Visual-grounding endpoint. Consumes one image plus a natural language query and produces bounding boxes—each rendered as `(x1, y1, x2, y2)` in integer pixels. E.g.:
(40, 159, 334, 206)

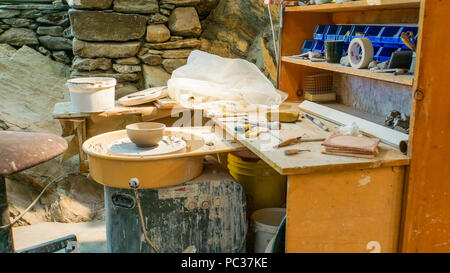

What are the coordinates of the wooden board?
(400, 0, 450, 253)
(212, 106, 409, 176)
(299, 100, 409, 147)
(282, 57, 414, 86)
(286, 166, 405, 253)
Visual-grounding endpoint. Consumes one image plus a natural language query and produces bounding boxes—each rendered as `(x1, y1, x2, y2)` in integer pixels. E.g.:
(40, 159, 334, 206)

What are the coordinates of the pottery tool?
(246, 128, 269, 138)
(274, 137, 326, 148)
(275, 136, 302, 148)
(284, 149, 311, 156)
(305, 114, 329, 132)
(234, 124, 251, 133)
(248, 120, 281, 130)
(401, 31, 416, 52)
(221, 117, 280, 130)
(206, 113, 248, 118)
(371, 68, 409, 75)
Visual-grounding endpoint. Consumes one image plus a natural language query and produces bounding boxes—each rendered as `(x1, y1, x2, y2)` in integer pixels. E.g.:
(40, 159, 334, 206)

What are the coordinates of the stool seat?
(0, 131, 68, 175)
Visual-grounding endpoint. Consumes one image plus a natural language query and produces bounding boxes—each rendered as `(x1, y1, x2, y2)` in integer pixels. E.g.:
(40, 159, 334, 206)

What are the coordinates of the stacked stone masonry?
(0, 0, 278, 97)
(0, 1, 73, 64)
(68, 0, 217, 97)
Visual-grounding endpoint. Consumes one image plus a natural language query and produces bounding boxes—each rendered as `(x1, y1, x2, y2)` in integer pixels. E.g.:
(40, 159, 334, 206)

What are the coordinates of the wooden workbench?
(53, 101, 193, 172)
(213, 103, 410, 253)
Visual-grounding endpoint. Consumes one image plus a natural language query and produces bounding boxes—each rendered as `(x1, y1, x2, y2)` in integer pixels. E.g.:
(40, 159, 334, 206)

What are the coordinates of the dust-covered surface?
(0, 45, 104, 225)
(13, 220, 107, 253)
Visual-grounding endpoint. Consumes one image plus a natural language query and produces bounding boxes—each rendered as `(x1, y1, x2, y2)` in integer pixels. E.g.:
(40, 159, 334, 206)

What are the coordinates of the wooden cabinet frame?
(277, 0, 450, 252)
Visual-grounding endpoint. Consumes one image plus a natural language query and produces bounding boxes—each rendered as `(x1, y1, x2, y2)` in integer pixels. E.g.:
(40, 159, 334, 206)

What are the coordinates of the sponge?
(266, 110, 300, 123)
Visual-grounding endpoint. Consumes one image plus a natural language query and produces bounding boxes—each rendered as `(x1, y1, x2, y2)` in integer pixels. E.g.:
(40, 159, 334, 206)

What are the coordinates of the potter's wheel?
(82, 127, 240, 189)
(108, 136, 186, 156)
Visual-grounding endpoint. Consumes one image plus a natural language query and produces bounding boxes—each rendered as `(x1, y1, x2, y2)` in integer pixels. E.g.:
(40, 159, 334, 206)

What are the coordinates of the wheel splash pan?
(83, 127, 213, 189)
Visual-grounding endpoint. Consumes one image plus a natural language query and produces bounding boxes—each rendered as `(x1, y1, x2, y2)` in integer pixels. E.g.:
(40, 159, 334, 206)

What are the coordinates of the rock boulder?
(162, 58, 187, 73)
(39, 36, 73, 50)
(67, 0, 113, 9)
(143, 65, 171, 87)
(37, 26, 64, 37)
(168, 7, 201, 37)
(0, 28, 38, 46)
(69, 10, 147, 42)
(73, 38, 141, 58)
(146, 24, 171, 43)
(113, 0, 159, 14)
(72, 56, 112, 71)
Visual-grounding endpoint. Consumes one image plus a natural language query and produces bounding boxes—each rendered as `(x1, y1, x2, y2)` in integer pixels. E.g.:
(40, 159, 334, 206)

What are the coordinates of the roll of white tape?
(348, 38, 374, 69)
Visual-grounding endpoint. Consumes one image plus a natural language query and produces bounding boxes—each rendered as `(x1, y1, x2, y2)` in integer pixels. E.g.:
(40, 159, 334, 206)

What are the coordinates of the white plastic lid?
(66, 77, 117, 89)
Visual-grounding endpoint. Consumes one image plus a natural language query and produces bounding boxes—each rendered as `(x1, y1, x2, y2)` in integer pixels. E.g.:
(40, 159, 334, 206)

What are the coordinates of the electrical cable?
(133, 188, 160, 253)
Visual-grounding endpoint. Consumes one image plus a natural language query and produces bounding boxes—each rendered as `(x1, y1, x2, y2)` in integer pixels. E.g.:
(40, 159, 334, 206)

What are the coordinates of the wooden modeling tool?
(284, 149, 311, 156)
(274, 137, 326, 148)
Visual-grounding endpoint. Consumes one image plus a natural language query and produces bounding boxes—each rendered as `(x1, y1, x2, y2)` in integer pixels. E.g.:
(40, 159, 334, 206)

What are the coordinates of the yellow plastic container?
(227, 151, 287, 217)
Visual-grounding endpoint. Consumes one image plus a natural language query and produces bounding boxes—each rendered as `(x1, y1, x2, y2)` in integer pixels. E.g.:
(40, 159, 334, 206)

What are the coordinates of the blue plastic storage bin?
(314, 25, 328, 41)
(301, 40, 314, 53)
(365, 25, 384, 44)
(344, 25, 366, 43)
(325, 25, 340, 41)
(304, 24, 418, 62)
(312, 40, 324, 53)
(379, 26, 403, 44)
(336, 25, 352, 41)
(374, 47, 398, 62)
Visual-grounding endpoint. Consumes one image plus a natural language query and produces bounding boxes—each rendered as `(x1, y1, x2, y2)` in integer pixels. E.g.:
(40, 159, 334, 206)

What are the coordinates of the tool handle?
(276, 137, 301, 148)
(284, 149, 311, 156)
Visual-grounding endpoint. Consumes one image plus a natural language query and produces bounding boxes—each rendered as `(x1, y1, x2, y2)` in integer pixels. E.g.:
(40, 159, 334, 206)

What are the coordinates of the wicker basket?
(303, 73, 333, 94)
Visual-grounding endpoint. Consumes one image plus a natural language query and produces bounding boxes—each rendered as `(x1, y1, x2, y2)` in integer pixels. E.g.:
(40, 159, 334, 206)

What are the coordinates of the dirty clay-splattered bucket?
(251, 208, 286, 253)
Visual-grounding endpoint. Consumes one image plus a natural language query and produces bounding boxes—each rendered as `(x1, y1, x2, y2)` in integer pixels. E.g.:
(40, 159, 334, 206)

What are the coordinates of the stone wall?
(0, 0, 280, 92)
(68, 0, 217, 98)
(200, 0, 279, 84)
(0, 1, 73, 64)
(68, 0, 280, 97)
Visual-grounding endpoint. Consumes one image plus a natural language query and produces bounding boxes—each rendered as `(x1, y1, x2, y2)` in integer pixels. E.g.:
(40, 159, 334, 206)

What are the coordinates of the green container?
(325, 40, 345, 63)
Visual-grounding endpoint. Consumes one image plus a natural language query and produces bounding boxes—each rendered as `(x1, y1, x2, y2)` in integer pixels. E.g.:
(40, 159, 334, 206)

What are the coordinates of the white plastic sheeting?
(167, 50, 287, 110)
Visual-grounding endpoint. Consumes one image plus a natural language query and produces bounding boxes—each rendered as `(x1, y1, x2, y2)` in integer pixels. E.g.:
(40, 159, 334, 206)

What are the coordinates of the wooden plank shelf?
(282, 56, 414, 86)
(285, 0, 420, 13)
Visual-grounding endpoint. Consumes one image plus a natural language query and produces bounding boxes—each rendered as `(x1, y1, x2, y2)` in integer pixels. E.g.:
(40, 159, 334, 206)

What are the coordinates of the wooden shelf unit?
(278, 0, 420, 98)
(279, 0, 450, 253)
(285, 0, 420, 13)
(282, 56, 414, 86)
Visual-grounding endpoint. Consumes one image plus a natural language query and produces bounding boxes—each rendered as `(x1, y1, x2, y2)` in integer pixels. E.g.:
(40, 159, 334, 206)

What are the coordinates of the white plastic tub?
(67, 77, 117, 113)
(251, 208, 286, 253)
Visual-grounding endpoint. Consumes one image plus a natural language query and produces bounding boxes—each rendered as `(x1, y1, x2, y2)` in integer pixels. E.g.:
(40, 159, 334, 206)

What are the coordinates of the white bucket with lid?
(251, 208, 286, 253)
(67, 77, 117, 113)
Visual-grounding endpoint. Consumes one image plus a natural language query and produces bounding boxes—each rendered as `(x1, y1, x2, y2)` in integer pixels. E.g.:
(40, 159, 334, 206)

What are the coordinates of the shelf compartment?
(285, 0, 420, 13)
(282, 56, 414, 86)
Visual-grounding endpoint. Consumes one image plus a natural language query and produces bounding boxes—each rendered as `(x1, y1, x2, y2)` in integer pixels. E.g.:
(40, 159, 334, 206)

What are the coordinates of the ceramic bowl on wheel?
(126, 122, 166, 147)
